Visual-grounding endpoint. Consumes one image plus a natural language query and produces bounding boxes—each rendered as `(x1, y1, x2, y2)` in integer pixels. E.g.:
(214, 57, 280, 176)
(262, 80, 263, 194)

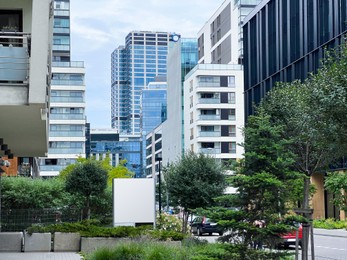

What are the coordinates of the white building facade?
(184, 64, 244, 164)
(38, 0, 86, 177)
(0, 0, 52, 158)
(197, 0, 261, 65)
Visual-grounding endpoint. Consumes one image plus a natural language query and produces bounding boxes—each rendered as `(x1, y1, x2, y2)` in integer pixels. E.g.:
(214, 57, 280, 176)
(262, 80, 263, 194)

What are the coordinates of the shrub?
(313, 218, 347, 229)
(87, 241, 190, 260)
(156, 213, 182, 232)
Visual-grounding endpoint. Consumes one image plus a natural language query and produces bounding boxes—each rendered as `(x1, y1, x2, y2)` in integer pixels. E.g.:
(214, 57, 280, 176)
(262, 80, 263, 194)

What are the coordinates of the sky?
(69, 0, 225, 129)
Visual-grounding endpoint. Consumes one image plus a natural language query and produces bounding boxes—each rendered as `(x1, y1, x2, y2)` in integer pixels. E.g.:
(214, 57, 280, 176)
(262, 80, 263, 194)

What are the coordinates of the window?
(190, 128, 194, 140)
(201, 142, 214, 148)
(228, 76, 235, 87)
(190, 96, 193, 108)
(228, 109, 236, 120)
(228, 92, 236, 104)
(229, 142, 236, 153)
(201, 125, 214, 132)
(228, 126, 236, 137)
(190, 112, 194, 124)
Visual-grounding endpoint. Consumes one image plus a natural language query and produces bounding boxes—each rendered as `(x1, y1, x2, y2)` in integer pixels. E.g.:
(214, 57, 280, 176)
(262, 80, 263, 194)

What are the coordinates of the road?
(196, 229, 347, 260)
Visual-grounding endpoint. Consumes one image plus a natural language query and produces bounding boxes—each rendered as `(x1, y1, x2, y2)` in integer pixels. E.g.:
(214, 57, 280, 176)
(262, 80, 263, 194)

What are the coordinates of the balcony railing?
(198, 115, 221, 120)
(52, 61, 84, 68)
(49, 131, 84, 137)
(48, 148, 84, 154)
(198, 98, 220, 104)
(51, 79, 84, 86)
(39, 165, 65, 171)
(0, 33, 30, 82)
(50, 96, 84, 103)
(50, 113, 85, 120)
(199, 131, 221, 137)
(199, 148, 221, 154)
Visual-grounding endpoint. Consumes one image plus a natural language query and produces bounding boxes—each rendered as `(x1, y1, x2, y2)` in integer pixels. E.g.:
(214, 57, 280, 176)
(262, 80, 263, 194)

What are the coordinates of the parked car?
(190, 216, 223, 236)
(279, 222, 303, 248)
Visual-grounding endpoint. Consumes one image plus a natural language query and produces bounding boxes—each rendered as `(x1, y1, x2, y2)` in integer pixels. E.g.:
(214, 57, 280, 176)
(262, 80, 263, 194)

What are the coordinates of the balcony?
(50, 113, 85, 120)
(199, 148, 221, 154)
(199, 131, 221, 137)
(0, 33, 30, 83)
(52, 61, 84, 68)
(198, 115, 221, 120)
(51, 79, 84, 86)
(198, 98, 220, 104)
(50, 96, 84, 103)
(49, 131, 84, 137)
(48, 148, 84, 154)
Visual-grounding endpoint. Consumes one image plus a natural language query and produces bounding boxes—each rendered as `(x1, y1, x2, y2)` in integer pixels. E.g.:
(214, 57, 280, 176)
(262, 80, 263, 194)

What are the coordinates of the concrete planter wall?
(54, 232, 81, 252)
(0, 232, 23, 252)
(24, 232, 51, 252)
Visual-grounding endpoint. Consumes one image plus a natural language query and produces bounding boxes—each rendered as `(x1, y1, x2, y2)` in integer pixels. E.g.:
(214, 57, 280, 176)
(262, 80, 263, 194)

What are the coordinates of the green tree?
(65, 160, 108, 220)
(164, 151, 227, 233)
(204, 109, 302, 259)
(107, 159, 134, 186)
(325, 171, 347, 220)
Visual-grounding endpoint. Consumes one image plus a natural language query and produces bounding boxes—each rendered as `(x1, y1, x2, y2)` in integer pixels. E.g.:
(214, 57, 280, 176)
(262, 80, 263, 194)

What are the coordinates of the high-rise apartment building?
(197, 0, 261, 65)
(184, 64, 244, 164)
(38, 0, 86, 177)
(161, 38, 198, 165)
(111, 31, 178, 135)
(0, 0, 52, 175)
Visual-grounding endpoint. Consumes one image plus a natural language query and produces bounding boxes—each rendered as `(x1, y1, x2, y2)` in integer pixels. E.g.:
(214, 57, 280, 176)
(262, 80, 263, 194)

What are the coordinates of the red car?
(280, 223, 302, 248)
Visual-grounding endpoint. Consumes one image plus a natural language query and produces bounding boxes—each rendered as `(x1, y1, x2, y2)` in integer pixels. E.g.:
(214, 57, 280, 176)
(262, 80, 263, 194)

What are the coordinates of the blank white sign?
(113, 178, 155, 226)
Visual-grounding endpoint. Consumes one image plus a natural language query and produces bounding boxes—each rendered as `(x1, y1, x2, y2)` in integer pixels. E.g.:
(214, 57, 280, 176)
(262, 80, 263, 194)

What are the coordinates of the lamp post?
(155, 152, 162, 215)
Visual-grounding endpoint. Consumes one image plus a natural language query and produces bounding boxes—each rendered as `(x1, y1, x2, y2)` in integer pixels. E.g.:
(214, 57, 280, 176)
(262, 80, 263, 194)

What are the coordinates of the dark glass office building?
(243, 0, 347, 116)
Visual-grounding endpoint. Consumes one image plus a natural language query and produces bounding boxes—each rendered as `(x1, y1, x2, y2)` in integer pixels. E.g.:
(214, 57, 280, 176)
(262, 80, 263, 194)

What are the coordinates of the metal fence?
(0, 208, 81, 232)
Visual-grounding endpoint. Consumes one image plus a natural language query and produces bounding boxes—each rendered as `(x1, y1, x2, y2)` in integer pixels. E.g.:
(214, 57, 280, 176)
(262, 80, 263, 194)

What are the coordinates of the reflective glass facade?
(111, 31, 177, 135)
(243, 0, 347, 116)
(89, 133, 142, 177)
(141, 83, 167, 134)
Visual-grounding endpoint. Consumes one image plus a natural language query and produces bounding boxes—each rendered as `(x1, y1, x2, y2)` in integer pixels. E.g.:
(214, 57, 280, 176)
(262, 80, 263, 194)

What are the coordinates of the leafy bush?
(156, 213, 182, 232)
(313, 218, 347, 229)
(148, 229, 187, 241)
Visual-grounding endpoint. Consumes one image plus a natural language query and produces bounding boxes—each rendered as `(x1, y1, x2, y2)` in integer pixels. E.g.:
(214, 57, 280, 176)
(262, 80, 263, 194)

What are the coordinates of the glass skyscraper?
(111, 31, 178, 135)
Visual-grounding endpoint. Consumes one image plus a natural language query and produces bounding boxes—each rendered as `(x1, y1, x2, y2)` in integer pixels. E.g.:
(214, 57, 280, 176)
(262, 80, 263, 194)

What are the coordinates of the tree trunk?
(302, 176, 311, 260)
(182, 210, 189, 233)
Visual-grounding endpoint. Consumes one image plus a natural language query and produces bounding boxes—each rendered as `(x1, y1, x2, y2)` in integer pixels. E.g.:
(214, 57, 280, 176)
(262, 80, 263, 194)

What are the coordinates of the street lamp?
(155, 152, 162, 215)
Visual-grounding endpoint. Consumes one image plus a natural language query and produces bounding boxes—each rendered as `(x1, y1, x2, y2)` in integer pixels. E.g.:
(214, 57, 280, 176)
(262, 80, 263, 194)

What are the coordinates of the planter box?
(54, 232, 81, 252)
(80, 237, 130, 253)
(0, 232, 23, 252)
(24, 232, 51, 252)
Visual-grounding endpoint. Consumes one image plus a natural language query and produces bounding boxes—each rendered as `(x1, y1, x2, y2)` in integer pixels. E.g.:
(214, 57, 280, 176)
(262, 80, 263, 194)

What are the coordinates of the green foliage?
(87, 241, 191, 260)
(165, 151, 227, 233)
(325, 171, 347, 218)
(65, 160, 108, 219)
(156, 213, 182, 232)
(148, 229, 187, 241)
(107, 159, 134, 186)
(313, 218, 347, 229)
(27, 220, 152, 237)
(1, 177, 70, 209)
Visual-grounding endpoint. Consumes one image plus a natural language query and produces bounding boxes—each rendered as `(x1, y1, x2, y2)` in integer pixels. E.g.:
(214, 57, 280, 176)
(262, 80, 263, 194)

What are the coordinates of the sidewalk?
(314, 228, 347, 238)
(0, 252, 82, 260)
